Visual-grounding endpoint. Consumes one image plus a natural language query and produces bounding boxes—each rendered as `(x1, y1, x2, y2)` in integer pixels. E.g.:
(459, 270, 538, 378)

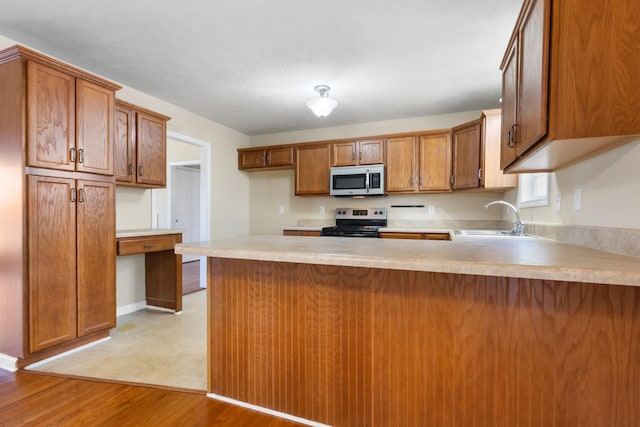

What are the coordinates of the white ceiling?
(0, 0, 522, 136)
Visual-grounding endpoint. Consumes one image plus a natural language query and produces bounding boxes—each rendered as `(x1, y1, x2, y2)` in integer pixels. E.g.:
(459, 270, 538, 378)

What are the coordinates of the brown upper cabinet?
(295, 144, 331, 195)
(26, 60, 116, 176)
(115, 100, 170, 188)
(331, 139, 384, 167)
(386, 130, 452, 193)
(500, 0, 640, 172)
(238, 146, 294, 170)
(238, 114, 512, 195)
(452, 110, 517, 191)
(452, 119, 482, 190)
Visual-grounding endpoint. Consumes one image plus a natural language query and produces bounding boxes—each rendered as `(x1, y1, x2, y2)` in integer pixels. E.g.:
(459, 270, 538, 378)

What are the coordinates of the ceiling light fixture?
(306, 85, 338, 118)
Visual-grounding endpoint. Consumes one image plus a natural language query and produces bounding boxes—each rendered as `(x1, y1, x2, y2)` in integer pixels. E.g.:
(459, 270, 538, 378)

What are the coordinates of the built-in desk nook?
(116, 229, 183, 313)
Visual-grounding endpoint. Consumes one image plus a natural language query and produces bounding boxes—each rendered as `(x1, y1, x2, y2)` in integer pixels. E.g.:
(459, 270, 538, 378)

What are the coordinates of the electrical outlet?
(278, 205, 285, 214)
(556, 192, 561, 212)
(428, 205, 435, 215)
(319, 206, 325, 215)
(573, 188, 581, 212)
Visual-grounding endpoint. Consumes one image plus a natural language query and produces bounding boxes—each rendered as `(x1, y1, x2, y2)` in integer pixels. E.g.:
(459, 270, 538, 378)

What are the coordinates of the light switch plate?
(556, 192, 561, 212)
(573, 189, 581, 212)
(278, 205, 285, 214)
(428, 205, 435, 215)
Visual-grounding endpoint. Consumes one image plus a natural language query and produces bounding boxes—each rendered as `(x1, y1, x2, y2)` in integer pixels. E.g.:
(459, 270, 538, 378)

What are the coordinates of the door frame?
(151, 130, 211, 288)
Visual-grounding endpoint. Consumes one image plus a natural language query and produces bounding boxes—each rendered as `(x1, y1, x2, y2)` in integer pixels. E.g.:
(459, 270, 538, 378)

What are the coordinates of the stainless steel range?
(320, 208, 387, 238)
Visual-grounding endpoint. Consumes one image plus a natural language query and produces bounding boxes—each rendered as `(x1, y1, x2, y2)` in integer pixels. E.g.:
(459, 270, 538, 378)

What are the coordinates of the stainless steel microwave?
(329, 164, 385, 196)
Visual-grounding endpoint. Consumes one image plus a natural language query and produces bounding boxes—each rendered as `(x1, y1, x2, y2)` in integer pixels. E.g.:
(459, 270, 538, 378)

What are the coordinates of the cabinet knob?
(138, 165, 144, 176)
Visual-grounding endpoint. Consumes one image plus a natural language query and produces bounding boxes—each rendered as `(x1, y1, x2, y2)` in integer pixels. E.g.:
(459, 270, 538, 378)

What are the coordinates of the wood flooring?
(0, 369, 303, 426)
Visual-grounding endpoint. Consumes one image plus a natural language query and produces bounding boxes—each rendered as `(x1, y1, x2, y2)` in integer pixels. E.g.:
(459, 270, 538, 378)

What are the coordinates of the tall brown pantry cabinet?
(0, 45, 121, 368)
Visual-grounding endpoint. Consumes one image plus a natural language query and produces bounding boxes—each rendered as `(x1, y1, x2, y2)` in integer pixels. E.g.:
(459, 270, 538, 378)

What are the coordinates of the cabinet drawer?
(117, 235, 176, 255)
(283, 230, 321, 237)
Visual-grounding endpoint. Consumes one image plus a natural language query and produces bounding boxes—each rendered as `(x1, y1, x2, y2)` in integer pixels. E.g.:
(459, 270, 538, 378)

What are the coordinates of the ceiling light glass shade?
(306, 85, 338, 117)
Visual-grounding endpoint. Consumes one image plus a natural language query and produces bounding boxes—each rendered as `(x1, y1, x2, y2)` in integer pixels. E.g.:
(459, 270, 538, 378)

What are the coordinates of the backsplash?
(526, 223, 640, 259)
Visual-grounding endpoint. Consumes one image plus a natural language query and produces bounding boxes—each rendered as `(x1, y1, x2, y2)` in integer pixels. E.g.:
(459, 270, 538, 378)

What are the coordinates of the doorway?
(171, 164, 200, 263)
(152, 131, 211, 290)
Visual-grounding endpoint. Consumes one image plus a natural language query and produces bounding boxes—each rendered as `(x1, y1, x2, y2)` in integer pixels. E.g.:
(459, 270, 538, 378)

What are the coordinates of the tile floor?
(28, 289, 207, 391)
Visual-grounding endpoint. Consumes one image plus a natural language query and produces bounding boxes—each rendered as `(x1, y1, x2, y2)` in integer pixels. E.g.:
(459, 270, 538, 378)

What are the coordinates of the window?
(518, 173, 549, 208)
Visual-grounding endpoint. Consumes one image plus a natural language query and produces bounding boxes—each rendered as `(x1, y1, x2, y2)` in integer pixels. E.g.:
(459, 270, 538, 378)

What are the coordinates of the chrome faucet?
(484, 200, 525, 236)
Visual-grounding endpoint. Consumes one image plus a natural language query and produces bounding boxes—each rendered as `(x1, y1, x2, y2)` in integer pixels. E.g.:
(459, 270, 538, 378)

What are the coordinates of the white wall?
(507, 140, 640, 229)
(250, 111, 483, 146)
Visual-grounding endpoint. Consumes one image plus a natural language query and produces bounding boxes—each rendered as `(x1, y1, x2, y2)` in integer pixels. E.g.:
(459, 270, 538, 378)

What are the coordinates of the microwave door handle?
(365, 171, 370, 192)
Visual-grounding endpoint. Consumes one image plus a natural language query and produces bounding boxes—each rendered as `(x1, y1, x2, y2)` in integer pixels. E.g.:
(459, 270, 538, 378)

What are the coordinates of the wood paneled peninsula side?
(176, 236, 640, 427)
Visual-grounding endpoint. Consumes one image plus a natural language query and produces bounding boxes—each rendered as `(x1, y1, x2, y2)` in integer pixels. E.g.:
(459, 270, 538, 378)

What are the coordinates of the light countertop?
(175, 234, 640, 287)
(116, 228, 183, 238)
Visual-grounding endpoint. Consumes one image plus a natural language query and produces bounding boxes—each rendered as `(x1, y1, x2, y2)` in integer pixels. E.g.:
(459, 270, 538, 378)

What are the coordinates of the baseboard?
(0, 353, 18, 372)
(24, 337, 111, 370)
(116, 301, 147, 317)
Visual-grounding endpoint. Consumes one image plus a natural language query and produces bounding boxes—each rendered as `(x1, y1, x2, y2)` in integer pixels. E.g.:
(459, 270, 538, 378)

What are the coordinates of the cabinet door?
(295, 145, 331, 195)
(114, 103, 136, 183)
(136, 111, 167, 187)
(385, 136, 417, 192)
(266, 147, 294, 167)
(239, 149, 267, 169)
(75, 79, 114, 175)
(358, 139, 384, 165)
(332, 141, 357, 166)
(517, 0, 549, 156)
(28, 175, 77, 353)
(76, 179, 116, 336)
(418, 132, 451, 192)
(452, 121, 481, 190)
(27, 61, 76, 172)
(501, 42, 519, 169)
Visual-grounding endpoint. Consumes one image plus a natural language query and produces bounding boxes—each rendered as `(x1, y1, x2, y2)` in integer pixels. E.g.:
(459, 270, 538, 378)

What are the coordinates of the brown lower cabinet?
(378, 231, 451, 240)
(27, 174, 116, 355)
(208, 258, 640, 427)
(282, 230, 452, 240)
(282, 230, 322, 237)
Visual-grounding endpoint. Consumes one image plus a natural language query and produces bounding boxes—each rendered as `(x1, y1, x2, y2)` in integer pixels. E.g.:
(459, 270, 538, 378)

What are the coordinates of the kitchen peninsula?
(176, 235, 640, 426)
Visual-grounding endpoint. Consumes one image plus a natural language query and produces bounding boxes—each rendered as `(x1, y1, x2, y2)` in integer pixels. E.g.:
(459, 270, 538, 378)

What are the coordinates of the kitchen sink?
(453, 229, 535, 238)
